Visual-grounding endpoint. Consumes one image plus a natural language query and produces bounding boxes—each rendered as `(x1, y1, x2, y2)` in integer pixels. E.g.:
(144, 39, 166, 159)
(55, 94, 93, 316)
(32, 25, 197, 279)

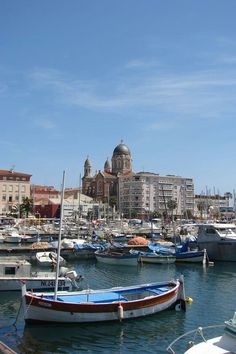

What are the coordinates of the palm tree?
(20, 197, 34, 218)
(167, 199, 177, 222)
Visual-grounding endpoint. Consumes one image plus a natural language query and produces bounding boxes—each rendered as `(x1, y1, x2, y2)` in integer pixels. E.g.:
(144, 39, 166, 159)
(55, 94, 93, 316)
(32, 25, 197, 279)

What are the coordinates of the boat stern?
(176, 275, 186, 311)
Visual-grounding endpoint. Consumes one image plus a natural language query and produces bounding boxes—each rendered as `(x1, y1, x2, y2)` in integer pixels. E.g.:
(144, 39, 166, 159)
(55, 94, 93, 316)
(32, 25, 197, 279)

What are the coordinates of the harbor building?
(82, 142, 194, 219)
(0, 169, 31, 215)
(194, 193, 231, 219)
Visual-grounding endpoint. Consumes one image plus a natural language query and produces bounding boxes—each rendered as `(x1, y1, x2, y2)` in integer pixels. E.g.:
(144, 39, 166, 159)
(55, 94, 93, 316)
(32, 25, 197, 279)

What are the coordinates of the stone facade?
(0, 169, 31, 215)
(82, 142, 132, 202)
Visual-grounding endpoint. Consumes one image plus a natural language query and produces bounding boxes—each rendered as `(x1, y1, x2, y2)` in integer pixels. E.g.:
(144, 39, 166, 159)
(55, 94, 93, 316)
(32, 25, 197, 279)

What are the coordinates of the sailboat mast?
(54, 170, 66, 300)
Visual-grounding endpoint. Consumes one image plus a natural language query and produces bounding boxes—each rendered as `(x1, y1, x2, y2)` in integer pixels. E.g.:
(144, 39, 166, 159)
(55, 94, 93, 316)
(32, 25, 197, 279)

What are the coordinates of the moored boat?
(21, 276, 186, 323)
(36, 251, 66, 267)
(95, 249, 139, 266)
(137, 251, 176, 264)
(197, 223, 236, 261)
(0, 256, 82, 291)
(167, 310, 236, 354)
(175, 249, 206, 263)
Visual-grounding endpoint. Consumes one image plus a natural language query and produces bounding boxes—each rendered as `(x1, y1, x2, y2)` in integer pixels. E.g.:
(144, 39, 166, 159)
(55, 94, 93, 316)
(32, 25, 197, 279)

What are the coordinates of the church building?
(82, 141, 132, 202)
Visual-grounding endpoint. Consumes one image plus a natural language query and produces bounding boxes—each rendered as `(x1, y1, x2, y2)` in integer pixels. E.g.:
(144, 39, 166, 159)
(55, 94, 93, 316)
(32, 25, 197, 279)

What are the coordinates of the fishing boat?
(167, 311, 236, 354)
(95, 249, 139, 266)
(148, 241, 206, 264)
(21, 276, 186, 323)
(174, 241, 206, 263)
(0, 256, 82, 291)
(175, 249, 206, 263)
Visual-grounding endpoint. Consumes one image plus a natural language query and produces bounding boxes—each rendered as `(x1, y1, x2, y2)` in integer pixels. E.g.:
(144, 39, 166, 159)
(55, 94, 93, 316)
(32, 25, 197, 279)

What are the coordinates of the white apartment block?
(0, 169, 31, 215)
(118, 172, 194, 218)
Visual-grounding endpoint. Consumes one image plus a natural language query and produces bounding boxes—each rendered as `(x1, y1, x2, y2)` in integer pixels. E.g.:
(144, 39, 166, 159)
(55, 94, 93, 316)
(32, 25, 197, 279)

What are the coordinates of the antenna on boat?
(54, 170, 66, 300)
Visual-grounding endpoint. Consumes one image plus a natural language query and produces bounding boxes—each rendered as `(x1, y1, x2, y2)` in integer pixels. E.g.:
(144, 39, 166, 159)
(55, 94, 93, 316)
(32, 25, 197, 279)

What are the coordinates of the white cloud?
(28, 66, 236, 120)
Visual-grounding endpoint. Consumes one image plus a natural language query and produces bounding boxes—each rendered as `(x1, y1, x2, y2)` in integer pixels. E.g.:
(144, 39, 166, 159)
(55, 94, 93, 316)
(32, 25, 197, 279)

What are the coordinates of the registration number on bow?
(41, 280, 66, 287)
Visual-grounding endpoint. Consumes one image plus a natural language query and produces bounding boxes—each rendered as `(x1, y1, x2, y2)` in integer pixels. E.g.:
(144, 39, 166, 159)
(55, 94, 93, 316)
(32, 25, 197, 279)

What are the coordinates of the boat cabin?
(0, 257, 32, 278)
(198, 223, 236, 241)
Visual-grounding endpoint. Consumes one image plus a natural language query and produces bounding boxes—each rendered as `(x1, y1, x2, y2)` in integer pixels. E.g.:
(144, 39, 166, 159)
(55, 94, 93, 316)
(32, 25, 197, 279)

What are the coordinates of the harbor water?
(0, 259, 235, 353)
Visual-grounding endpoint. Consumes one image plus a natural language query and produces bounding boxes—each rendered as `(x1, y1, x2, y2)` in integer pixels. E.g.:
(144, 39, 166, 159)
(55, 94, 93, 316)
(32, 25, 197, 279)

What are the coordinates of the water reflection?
(19, 310, 186, 354)
(0, 261, 235, 353)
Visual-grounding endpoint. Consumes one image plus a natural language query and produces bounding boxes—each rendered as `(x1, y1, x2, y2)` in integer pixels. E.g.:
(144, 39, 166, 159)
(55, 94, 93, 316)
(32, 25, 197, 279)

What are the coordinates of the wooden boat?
(175, 249, 206, 263)
(0, 256, 82, 291)
(95, 249, 139, 266)
(148, 241, 206, 264)
(167, 311, 236, 354)
(21, 276, 186, 323)
(36, 251, 66, 267)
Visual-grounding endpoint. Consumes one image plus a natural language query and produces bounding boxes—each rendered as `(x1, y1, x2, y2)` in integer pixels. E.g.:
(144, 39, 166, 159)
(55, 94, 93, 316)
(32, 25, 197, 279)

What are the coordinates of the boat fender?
(185, 297, 193, 304)
(118, 303, 124, 321)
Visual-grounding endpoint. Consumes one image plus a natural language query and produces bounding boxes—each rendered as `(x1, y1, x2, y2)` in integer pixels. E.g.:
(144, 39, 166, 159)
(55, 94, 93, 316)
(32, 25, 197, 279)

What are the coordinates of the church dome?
(104, 158, 111, 172)
(113, 142, 131, 156)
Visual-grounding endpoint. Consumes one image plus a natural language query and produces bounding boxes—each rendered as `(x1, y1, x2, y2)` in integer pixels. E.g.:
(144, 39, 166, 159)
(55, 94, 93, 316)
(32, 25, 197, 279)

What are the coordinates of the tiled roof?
(0, 169, 32, 177)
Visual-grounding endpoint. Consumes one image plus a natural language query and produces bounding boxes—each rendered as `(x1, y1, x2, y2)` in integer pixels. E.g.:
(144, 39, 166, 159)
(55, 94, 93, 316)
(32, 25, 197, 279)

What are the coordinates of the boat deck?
(43, 286, 171, 303)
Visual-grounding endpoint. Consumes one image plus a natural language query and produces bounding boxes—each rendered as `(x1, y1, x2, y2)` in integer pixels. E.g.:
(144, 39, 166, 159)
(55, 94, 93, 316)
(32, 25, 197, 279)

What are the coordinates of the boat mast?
(54, 170, 65, 300)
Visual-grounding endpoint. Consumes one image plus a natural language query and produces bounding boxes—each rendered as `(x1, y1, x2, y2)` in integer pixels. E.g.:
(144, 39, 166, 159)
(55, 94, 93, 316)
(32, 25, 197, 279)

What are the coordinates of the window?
(2, 195, 6, 201)
(9, 185, 13, 192)
(5, 267, 16, 275)
(2, 185, 6, 192)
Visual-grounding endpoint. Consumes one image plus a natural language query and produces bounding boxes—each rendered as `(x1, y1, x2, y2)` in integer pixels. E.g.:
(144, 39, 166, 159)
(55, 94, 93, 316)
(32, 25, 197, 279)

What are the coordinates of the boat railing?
(166, 324, 224, 353)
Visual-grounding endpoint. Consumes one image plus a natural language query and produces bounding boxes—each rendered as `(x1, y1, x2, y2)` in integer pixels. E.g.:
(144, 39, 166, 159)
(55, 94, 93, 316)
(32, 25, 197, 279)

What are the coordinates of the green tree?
(20, 197, 34, 218)
(167, 199, 177, 222)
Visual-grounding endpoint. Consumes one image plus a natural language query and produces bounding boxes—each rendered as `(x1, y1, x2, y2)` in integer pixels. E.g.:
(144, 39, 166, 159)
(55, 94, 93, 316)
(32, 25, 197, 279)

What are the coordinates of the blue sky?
(1, 1, 236, 195)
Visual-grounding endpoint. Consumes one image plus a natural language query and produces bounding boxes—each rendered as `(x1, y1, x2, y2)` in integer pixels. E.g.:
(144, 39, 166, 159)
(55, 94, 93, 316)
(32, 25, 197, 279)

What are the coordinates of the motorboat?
(167, 311, 236, 354)
(197, 223, 236, 261)
(36, 251, 66, 267)
(0, 256, 82, 291)
(21, 276, 186, 323)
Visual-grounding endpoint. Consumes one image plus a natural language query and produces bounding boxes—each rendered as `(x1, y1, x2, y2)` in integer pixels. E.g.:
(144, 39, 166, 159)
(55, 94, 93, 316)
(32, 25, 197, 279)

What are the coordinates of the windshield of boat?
(215, 227, 236, 236)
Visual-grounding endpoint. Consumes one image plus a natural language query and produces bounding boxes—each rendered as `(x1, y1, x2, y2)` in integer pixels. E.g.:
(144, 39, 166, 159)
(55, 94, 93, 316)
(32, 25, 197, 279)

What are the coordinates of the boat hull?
(139, 255, 176, 264)
(22, 279, 185, 323)
(95, 253, 139, 266)
(197, 241, 236, 261)
(0, 277, 72, 291)
(175, 250, 205, 263)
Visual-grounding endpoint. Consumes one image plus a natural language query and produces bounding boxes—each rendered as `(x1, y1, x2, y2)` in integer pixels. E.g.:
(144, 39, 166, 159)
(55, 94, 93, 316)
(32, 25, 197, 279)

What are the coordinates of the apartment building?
(118, 172, 194, 218)
(0, 169, 31, 215)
